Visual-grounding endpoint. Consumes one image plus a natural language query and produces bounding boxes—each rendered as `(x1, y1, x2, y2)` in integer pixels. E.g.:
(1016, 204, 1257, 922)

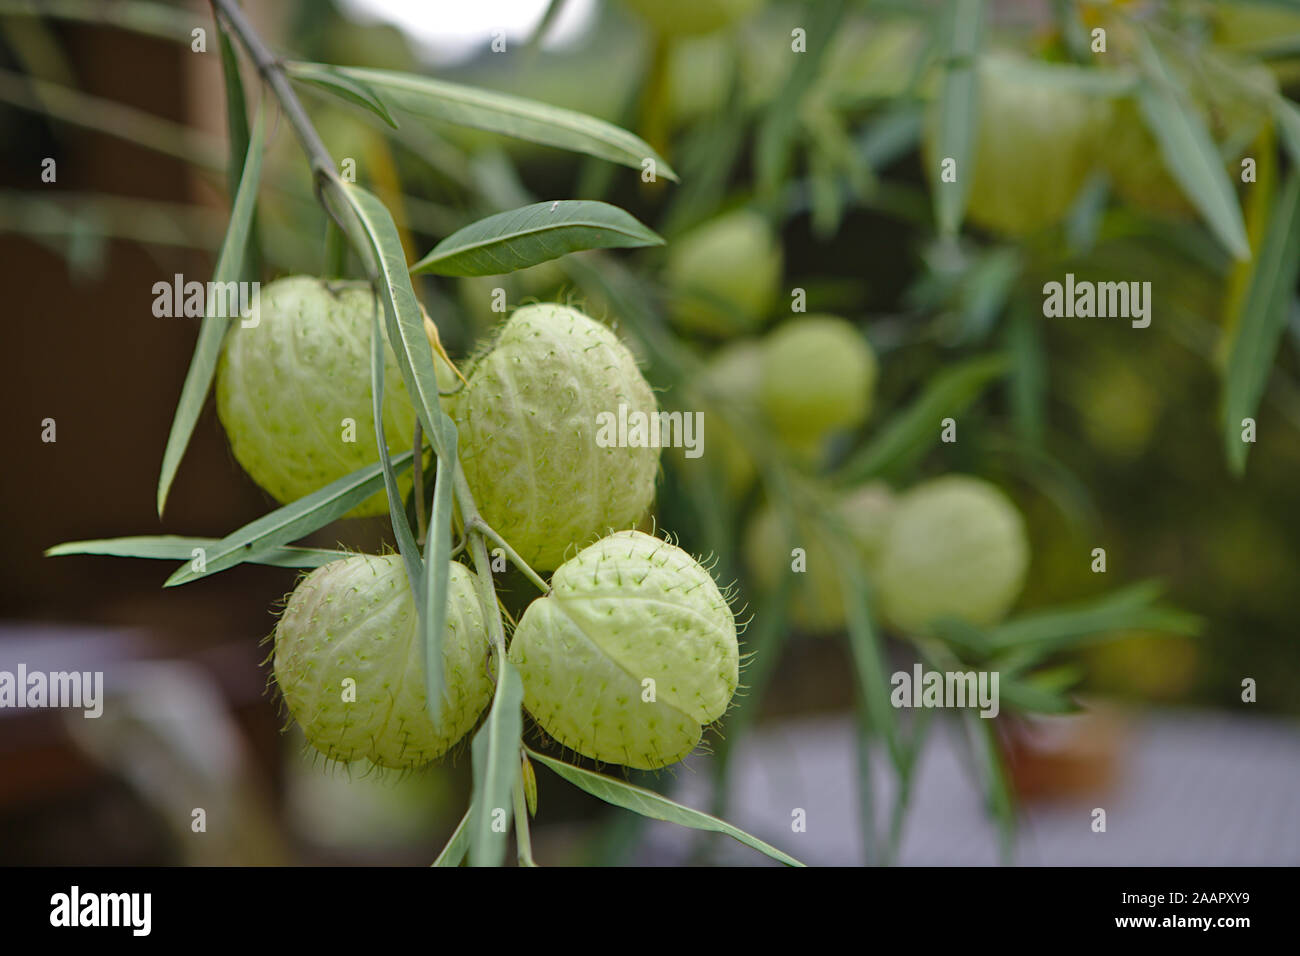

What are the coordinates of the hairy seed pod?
(666, 209, 782, 336)
(448, 303, 661, 571)
(508, 530, 739, 770)
(758, 315, 877, 446)
(923, 54, 1111, 237)
(876, 476, 1028, 635)
(274, 554, 492, 769)
(216, 275, 439, 517)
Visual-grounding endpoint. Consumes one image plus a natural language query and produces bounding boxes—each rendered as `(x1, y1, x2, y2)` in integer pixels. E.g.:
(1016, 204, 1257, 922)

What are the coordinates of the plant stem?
(469, 517, 550, 594)
(209, 0, 333, 182)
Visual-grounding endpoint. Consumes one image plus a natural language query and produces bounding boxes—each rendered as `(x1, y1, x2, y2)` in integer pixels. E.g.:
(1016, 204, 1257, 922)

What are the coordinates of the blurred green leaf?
(286, 61, 398, 128)
(987, 581, 1203, 659)
(162, 451, 413, 587)
(469, 658, 524, 867)
(527, 749, 805, 867)
(1223, 171, 1300, 475)
(754, 0, 846, 199)
(156, 107, 264, 517)
(932, 0, 985, 235)
(46, 536, 348, 567)
(1135, 34, 1250, 260)
(315, 63, 678, 181)
(835, 547, 903, 770)
(411, 200, 661, 277)
(834, 353, 1009, 484)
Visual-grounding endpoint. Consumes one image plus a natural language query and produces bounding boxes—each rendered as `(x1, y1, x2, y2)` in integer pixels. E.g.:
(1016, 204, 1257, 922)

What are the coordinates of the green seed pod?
(758, 315, 876, 446)
(621, 0, 763, 38)
(923, 54, 1111, 237)
(274, 554, 492, 769)
(666, 209, 782, 337)
(744, 483, 895, 634)
(448, 303, 661, 571)
(508, 530, 739, 769)
(216, 275, 438, 517)
(876, 476, 1029, 634)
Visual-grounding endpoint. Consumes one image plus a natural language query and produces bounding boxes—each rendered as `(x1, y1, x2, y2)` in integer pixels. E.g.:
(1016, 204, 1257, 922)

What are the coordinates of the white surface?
(638, 710, 1300, 866)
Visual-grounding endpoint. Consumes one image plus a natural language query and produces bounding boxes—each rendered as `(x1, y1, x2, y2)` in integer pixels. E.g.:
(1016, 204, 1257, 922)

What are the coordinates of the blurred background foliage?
(2, 0, 1299, 865)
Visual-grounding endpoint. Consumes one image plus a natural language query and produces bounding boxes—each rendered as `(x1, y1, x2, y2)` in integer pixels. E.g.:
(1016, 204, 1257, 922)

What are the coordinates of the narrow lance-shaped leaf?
(1135, 32, 1250, 260)
(46, 536, 349, 568)
(423, 445, 457, 717)
(754, 0, 847, 197)
(411, 200, 662, 277)
(432, 808, 472, 867)
(284, 61, 398, 129)
(469, 657, 524, 867)
(833, 544, 904, 771)
(162, 451, 413, 587)
(986, 581, 1203, 655)
(307, 63, 677, 181)
(156, 106, 264, 516)
(933, 0, 985, 235)
(215, 16, 261, 284)
(833, 353, 1008, 484)
(1223, 171, 1300, 474)
(369, 299, 430, 665)
(527, 749, 805, 867)
(327, 181, 456, 461)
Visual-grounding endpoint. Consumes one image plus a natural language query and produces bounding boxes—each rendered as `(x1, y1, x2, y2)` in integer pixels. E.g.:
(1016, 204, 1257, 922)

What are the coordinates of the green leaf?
(45, 536, 348, 568)
(527, 749, 805, 867)
(285, 61, 398, 129)
(369, 299, 432, 689)
(754, 0, 847, 198)
(325, 182, 457, 461)
(422, 448, 457, 719)
(155, 106, 264, 517)
(432, 808, 471, 867)
(1135, 34, 1250, 260)
(469, 657, 524, 867)
(162, 451, 413, 587)
(411, 200, 662, 277)
(833, 353, 1008, 484)
(1271, 95, 1300, 167)
(834, 548, 904, 770)
(1223, 171, 1300, 474)
(987, 581, 1203, 658)
(932, 0, 985, 235)
(312, 63, 677, 181)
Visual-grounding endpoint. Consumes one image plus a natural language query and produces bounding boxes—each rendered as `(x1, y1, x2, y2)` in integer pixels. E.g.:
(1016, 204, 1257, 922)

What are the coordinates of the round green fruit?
(758, 315, 876, 446)
(924, 53, 1111, 237)
(448, 303, 661, 571)
(666, 209, 782, 337)
(744, 483, 895, 634)
(216, 275, 433, 518)
(621, 0, 762, 37)
(274, 554, 493, 769)
(508, 530, 739, 770)
(876, 476, 1028, 634)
